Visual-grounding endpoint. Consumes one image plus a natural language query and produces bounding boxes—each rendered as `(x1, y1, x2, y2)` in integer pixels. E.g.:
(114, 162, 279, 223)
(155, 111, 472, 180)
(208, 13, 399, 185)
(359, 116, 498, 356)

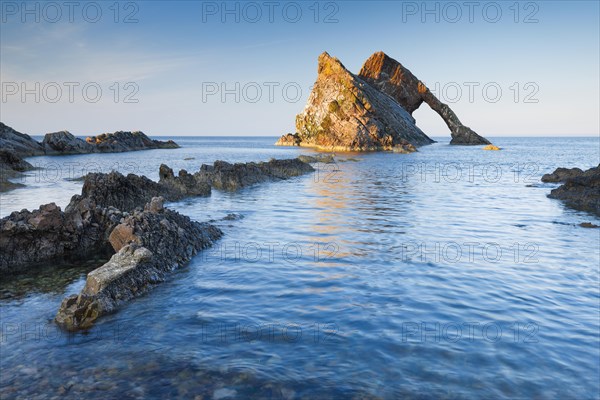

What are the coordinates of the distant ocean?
(1, 136, 599, 398)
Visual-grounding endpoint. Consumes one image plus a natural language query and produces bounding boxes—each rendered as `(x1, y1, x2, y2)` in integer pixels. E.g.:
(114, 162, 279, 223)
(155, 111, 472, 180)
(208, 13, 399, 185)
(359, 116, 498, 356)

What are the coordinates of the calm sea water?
(1, 137, 599, 399)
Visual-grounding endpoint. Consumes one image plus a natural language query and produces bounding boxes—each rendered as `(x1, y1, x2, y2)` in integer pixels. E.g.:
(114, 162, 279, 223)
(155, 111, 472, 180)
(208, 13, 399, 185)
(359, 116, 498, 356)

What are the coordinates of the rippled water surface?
(1, 137, 599, 399)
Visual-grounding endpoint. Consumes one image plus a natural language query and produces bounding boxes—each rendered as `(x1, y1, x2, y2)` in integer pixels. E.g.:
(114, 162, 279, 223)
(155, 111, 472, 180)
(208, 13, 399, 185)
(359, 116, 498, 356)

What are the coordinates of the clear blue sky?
(1, 0, 598, 137)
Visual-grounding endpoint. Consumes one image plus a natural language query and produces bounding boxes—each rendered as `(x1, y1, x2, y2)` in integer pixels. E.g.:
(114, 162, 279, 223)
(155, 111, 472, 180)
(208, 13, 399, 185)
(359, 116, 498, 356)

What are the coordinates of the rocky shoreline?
(276, 51, 491, 152)
(1, 122, 178, 157)
(1, 157, 315, 331)
(543, 165, 600, 216)
(0, 122, 180, 192)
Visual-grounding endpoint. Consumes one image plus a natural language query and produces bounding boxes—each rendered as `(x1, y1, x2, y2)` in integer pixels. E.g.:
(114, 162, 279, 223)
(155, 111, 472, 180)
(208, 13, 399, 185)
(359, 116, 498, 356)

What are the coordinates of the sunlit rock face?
(358, 51, 491, 146)
(283, 52, 434, 152)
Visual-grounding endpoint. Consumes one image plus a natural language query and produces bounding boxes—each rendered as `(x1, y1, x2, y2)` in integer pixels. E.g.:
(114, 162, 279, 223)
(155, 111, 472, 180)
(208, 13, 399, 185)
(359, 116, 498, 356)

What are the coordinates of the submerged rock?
(297, 154, 335, 164)
(55, 198, 222, 331)
(358, 51, 491, 146)
(283, 52, 434, 152)
(545, 165, 600, 215)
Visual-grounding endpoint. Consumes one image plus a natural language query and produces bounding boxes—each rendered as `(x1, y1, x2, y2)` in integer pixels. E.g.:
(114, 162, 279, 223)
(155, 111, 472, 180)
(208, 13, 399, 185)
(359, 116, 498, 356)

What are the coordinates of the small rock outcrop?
(541, 167, 586, 183)
(86, 131, 179, 152)
(55, 198, 222, 331)
(275, 133, 301, 146)
(194, 158, 315, 190)
(358, 52, 491, 146)
(282, 52, 434, 152)
(0, 122, 45, 156)
(0, 149, 34, 191)
(546, 165, 600, 215)
(42, 131, 95, 154)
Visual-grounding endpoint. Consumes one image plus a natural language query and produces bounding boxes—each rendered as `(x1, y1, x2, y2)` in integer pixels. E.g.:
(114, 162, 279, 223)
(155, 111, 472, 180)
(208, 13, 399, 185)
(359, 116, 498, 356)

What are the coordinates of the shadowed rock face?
(0, 149, 34, 191)
(546, 165, 600, 215)
(0, 122, 45, 156)
(358, 52, 491, 146)
(288, 52, 434, 152)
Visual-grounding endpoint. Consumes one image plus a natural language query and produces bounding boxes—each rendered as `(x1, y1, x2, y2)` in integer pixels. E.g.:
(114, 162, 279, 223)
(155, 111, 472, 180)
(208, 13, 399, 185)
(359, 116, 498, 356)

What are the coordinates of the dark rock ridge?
(55, 197, 222, 331)
(45, 130, 179, 154)
(1, 157, 312, 274)
(0, 122, 45, 156)
(0, 149, 34, 191)
(85, 131, 179, 153)
(358, 52, 491, 146)
(541, 167, 588, 183)
(1, 122, 179, 157)
(195, 158, 315, 190)
(160, 157, 315, 191)
(545, 165, 600, 216)
(278, 52, 434, 152)
(276, 51, 491, 150)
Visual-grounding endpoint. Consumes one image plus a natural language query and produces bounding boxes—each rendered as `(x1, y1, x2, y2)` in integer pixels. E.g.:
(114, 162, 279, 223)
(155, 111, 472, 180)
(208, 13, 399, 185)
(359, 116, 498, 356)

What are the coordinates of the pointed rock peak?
(317, 52, 349, 76)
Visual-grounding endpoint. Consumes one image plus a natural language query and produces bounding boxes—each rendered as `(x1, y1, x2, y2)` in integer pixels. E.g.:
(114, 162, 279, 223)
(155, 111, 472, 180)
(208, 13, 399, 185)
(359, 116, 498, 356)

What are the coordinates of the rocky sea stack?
(276, 51, 491, 151)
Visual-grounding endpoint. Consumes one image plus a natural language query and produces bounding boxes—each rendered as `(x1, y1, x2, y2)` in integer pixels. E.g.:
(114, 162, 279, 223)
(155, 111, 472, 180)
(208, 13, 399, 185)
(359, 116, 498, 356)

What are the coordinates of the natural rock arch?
(358, 51, 490, 145)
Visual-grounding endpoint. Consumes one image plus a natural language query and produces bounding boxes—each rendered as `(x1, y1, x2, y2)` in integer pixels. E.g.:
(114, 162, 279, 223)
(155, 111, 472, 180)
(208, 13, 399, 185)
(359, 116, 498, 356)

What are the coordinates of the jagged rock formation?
(0, 122, 45, 156)
(1, 157, 313, 274)
(357, 52, 491, 146)
(195, 158, 315, 190)
(545, 165, 600, 215)
(283, 52, 434, 152)
(160, 158, 315, 192)
(42, 131, 95, 154)
(55, 197, 222, 331)
(0, 149, 34, 191)
(86, 131, 179, 152)
(276, 51, 491, 150)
